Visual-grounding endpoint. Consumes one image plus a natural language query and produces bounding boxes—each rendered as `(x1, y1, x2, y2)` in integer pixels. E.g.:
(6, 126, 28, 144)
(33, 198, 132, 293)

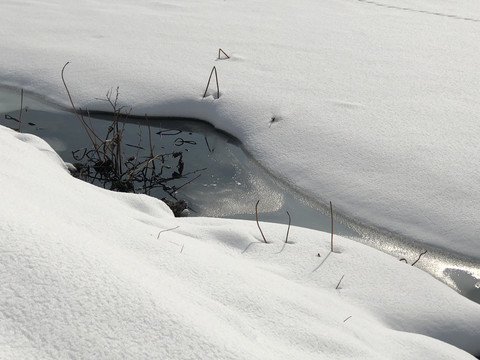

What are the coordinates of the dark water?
(0, 87, 355, 236)
(2, 87, 480, 305)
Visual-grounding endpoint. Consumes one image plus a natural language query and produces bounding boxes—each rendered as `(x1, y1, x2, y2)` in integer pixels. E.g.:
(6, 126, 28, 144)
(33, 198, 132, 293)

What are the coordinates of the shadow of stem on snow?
(312, 251, 332, 273)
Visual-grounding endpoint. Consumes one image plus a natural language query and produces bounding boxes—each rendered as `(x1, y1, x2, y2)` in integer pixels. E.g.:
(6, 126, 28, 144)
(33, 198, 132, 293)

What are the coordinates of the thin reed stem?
(285, 211, 291, 243)
(218, 48, 230, 59)
(18, 89, 23, 132)
(336, 275, 345, 290)
(203, 66, 220, 99)
(330, 201, 334, 252)
(255, 200, 268, 243)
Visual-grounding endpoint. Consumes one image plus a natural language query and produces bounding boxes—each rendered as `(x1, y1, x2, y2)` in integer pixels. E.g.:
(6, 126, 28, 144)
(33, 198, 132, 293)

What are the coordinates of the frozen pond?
(1, 87, 479, 304)
(0, 87, 355, 236)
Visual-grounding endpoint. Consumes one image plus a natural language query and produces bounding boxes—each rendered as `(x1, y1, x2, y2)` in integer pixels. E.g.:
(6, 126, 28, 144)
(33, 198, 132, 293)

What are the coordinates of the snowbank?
(2, 1, 480, 357)
(1, 124, 480, 359)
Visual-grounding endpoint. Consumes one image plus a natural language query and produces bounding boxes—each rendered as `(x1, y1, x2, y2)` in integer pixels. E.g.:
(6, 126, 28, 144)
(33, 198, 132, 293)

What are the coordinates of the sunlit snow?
(1, 0, 480, 358)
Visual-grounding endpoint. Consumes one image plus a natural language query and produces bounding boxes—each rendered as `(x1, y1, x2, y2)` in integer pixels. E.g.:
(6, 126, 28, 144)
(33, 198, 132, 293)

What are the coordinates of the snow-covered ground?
(1, 124, 479, 359)
(2, 0, 480, 259)
(2, 0, 480, 358)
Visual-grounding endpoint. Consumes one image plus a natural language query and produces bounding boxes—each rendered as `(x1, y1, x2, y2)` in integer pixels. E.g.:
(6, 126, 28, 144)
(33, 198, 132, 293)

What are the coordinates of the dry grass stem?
(203, 66, 220, 99)
(255, 200, 268, 243)
(411, 250, 428, 266)
(399, 250, 428, 266)
(61, 62, 102, 149)
(17, 89, 23, 132)
(336, 274, 345, 290)
(330, 201, 334, 252)
(285, 211, 291, 243)
(218, 48, 230, 59)
(145, 114, 154, 158)
(157, 226, 180, 239)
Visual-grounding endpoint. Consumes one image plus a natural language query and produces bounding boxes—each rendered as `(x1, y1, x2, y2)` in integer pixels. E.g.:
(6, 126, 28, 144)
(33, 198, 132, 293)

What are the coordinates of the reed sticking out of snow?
(255, 200, 268, 243)
(218, 48, 230, 59)
(285, 211, 291, 243)
(203, 66, 220, 99)
(330, 201, 334, 252)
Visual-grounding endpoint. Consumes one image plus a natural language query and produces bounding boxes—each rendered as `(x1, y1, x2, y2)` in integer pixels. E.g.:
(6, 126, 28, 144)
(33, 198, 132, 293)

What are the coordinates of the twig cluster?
(61, 62, 205, 205)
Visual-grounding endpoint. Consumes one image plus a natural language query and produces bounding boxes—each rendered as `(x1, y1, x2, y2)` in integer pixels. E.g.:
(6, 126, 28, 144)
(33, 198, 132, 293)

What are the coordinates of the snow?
(2, 0, 480, 358)
(1, 124, 480, 359)
(2, 0, 480, 260)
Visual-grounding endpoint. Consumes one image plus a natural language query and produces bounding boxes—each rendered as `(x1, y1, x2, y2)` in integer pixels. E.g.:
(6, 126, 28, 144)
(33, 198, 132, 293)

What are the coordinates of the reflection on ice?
(350, 223, 480, 303)
(444, 269, 480, 303)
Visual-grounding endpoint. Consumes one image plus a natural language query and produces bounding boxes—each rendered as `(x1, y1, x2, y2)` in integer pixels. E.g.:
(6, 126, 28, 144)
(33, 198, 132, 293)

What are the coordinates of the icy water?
(1, 87, 479, 304)
(0, 87, 355, 235)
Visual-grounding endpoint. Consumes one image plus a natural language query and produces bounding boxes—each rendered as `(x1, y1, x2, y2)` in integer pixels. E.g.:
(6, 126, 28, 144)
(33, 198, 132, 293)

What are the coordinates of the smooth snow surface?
(2, 0, 480, 358)
(1, 125, 479, 359)
(1, 0, 480, 259)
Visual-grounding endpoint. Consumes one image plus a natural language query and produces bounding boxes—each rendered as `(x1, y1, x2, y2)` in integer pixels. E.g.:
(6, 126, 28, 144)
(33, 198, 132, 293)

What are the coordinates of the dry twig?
(411, 250, 427, 266)
(330, 201, 334, 252)
(62, 62, 100, 147)
(285, 211, 291, 243)
(157, 226, 180, 239)
(17, 89, 23, 132)
(336, 274, 345, 290)
(399, 250, 428, 266)
(218, 48, 230, 59)
(203, 66, 220, 99)
(255, 200, 268, 243)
